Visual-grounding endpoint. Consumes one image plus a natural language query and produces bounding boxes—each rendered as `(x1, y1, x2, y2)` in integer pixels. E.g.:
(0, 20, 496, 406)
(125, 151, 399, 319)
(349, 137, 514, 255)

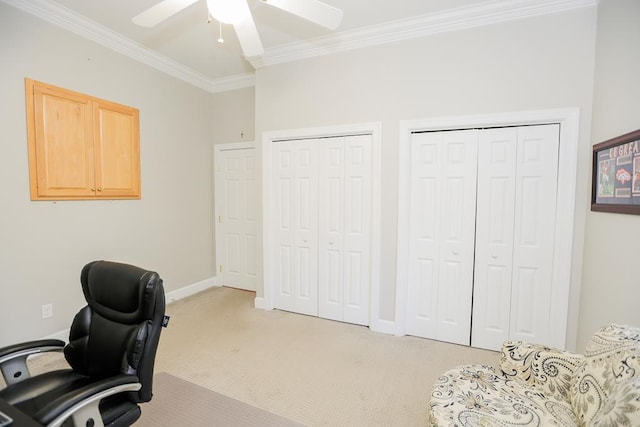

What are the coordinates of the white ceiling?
(3, 0, 596, 93)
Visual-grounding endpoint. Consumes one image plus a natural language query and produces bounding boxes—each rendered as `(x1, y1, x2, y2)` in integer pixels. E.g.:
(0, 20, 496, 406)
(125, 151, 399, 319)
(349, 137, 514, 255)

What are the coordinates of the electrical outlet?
(42, 304, 53, 319)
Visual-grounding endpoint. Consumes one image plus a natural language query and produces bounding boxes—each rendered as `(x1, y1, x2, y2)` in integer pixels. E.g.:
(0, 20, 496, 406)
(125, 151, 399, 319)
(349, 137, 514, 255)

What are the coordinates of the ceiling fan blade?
(262, 0, 343, 30)
(132, 0, 199, 27)
(233, 14, 264, 57)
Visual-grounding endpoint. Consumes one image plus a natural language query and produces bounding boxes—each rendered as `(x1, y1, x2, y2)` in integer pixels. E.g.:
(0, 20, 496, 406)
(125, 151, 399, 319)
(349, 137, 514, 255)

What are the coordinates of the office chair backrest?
(64, 260, 166, 403)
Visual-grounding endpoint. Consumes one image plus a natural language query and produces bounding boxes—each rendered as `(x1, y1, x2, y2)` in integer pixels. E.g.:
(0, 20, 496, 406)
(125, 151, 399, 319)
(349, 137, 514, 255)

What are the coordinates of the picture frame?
(591, 128, 640, 214)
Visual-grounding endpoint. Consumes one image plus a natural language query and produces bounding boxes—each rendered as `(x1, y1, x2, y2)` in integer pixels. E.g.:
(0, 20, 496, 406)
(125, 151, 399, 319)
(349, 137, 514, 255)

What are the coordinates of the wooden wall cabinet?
(25, 79, 141, 200)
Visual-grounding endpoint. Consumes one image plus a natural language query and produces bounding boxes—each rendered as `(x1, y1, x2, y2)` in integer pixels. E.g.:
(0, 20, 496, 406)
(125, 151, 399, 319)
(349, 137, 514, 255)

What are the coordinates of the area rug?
(137, 373, 304, 426)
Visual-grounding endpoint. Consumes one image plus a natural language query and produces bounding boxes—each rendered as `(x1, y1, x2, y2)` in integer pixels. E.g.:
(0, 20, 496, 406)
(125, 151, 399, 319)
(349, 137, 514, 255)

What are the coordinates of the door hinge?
(218, 215, 222, 223)
(219, 265, 223, 273)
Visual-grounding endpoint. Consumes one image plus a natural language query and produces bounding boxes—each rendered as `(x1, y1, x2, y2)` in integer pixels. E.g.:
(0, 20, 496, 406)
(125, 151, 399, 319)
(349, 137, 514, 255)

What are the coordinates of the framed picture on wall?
(591, 128, 640, 214)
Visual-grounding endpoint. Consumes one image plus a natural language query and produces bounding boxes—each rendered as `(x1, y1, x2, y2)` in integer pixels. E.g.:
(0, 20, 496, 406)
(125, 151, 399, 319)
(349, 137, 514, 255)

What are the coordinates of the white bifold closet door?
(406, 129, 479, 345)
(272, 135, 372, 325)
(406, 124, 560, 349)
(472, 124, 559, 350)
(318, 135, 372, 325)
(272, 139, 319, 316)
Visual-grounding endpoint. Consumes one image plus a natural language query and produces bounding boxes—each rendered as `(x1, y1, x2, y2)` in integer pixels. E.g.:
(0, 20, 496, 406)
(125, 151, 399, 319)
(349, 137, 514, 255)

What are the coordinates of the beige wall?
(578, 0, 640, 350)
(256, 7, 598, 350)
(0, 3, 216, 346)
(5, 0, 636, 353)
(211, 87, 256, 144)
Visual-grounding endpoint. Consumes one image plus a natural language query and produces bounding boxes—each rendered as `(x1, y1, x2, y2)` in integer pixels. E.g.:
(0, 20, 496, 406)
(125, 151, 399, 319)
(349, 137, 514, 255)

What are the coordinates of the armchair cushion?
(429, 364, 577, 426)
(570, 324, 640, 425)
(499, 341, 585, 403)
(429, 324, 640, 427)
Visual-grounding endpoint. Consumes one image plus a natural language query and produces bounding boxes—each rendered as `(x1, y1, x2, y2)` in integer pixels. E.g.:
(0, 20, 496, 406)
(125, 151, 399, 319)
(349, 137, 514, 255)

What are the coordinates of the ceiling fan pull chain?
(217, 21, 224, 44)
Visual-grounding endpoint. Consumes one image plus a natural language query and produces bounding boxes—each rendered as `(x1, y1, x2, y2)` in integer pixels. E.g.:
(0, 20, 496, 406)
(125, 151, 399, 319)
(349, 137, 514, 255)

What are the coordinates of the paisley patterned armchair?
(429, 324, 640, 426)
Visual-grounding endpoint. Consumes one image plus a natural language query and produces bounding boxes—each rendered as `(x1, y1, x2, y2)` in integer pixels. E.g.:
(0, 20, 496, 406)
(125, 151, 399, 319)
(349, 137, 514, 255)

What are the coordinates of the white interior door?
(406, 130, 478, 345)
(509, 124, 560, 343)
(318, 135, 372, 325)
(214, 143, 258, 291)
(272, 139, 319, 316)
(471, 124, 560, 350)
(471, 128, 518, 349)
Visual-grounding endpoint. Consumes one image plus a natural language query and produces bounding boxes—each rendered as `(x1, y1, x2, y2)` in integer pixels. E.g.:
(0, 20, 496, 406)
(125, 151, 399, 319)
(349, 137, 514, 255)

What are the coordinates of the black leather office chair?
(0, 261, 166, 427)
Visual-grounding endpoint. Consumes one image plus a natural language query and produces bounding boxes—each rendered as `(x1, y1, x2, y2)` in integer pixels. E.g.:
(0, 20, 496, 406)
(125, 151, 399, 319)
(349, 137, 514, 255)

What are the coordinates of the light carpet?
(137, 372, 303, 426)
(16, 287, 499, 425)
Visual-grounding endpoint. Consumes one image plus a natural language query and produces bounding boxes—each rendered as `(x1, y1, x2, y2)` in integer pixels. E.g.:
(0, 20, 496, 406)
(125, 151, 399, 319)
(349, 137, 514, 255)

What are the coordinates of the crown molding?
(207, 73, 256, 93)
(0, 0, 254, 93)
(248, 0, 598, 69)
(3, 0, 597, 92)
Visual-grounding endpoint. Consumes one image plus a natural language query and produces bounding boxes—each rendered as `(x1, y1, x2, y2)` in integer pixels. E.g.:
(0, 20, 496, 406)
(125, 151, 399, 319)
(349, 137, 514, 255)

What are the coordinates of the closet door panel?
(319, 138, 345, 321)
(343, 135, 372, 325)
(407, 133, 443, 338)
(436, 131, 478, 345)
(273, 142, 296, 311)
(510, 124, 559, 343)
(472, 128, 518, 350)
(407, 130, 478, 345)
(293, 140, 319, 316)
(318, 135, 372, 325)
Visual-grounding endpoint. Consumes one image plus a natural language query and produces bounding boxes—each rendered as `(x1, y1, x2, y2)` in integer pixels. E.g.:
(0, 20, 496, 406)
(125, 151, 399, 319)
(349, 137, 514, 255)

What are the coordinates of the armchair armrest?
(0, 340, 65, 386)
(500, 340, 584, 402)
(35, 374, 141, 427)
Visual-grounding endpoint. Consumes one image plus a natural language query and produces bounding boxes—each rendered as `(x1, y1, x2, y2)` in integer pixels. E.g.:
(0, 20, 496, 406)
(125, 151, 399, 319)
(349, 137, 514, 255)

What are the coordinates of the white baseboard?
(44, 329, 70, 343)
(164, 276, 219, 304)
(254, 296, 266, 310)
(41, 276, 219, 342)
(370, 318, 396, 335)
(254, 297, 396, 335)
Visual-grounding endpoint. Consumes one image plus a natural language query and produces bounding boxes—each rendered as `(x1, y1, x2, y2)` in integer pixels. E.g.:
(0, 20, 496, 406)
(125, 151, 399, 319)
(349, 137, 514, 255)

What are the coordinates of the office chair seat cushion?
(0, 369, 88, 412)
(100, 395, 141, 427)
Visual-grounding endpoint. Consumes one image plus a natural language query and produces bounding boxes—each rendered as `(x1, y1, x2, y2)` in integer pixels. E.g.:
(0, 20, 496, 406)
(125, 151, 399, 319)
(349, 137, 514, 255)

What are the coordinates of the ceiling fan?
(132, 0, 344, 58)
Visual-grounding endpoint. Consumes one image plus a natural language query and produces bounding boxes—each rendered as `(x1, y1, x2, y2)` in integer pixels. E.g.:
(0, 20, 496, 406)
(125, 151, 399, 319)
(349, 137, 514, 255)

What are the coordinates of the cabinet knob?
(453, 250, 459, 255)
(97, 188, 103, 192)
(329, 241, 334, 245)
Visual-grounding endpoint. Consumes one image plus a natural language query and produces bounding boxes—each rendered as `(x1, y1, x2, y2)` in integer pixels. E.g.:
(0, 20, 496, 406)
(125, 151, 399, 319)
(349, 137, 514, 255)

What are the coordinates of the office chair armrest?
(35, 374, 142, 427)
(0, 339, 65, 386)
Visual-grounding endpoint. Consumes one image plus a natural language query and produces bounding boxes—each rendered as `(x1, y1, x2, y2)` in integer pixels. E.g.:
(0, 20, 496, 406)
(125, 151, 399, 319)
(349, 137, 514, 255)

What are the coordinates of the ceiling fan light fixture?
(206, 0, 249, 24)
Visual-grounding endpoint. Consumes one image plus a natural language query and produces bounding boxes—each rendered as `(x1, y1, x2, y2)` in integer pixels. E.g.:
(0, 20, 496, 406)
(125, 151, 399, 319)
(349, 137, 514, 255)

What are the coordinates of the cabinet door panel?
(94, 102, 140, 198)
(33, 87, 95, 197)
